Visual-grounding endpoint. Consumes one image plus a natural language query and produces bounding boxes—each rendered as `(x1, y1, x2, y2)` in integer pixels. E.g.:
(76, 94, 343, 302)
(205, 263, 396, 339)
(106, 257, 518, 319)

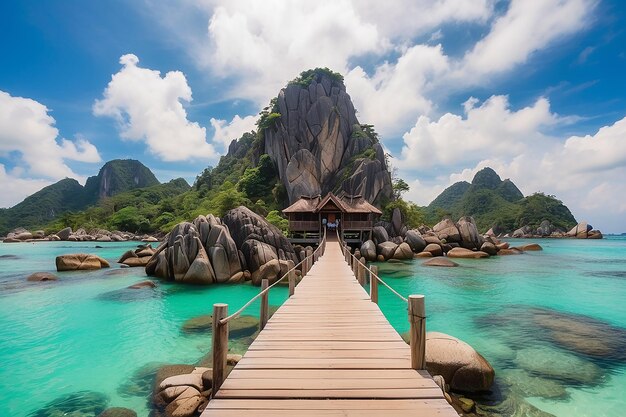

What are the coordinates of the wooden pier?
(201, 237, 458, 416)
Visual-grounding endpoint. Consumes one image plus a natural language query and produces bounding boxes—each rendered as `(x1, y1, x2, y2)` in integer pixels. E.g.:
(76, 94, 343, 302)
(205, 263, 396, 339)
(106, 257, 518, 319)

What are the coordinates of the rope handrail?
(339, 231, 408, 304)
(219, 228, 327, 325)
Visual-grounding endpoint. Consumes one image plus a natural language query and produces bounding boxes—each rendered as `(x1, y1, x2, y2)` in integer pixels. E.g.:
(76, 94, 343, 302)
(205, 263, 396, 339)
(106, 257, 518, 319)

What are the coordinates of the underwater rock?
(97, 407, 137, 417)
(181, 314, 258, 338)
(29, 390, 108, 417)
(529, 307, 626, 361)
(499, 369, 568, 399)
(422, 257, 459, 267)
(26, 272, 58, 281)
(514, 346, 603, 385)
(117, 362, 163, 398)
(127, 280, 157, 289)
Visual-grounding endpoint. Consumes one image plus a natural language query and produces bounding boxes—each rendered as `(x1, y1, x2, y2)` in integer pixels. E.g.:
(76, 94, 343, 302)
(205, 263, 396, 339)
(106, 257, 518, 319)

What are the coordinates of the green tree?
(392, 178, 410, 199)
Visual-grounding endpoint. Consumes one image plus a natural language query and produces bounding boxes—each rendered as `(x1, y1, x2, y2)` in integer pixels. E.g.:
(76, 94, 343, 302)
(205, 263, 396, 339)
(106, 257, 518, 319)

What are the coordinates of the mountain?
(263, 68, 392, 204)
(0, 159, 162, 234)
(83, 159, 159, 204)
(425, 167, 576, 233)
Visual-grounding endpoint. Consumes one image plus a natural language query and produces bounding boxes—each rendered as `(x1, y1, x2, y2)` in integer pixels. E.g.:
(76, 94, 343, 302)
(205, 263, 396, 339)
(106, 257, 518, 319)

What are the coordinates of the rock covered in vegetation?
(425, 332, 495, 393)
(263, 69, 392, 204)
(56, 254, 110, 271)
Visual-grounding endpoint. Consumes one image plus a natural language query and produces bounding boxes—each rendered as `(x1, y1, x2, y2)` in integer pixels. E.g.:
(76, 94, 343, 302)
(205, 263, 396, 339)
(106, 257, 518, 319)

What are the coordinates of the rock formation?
(146, 206, 298, 286)
(263, 70, 392, 204)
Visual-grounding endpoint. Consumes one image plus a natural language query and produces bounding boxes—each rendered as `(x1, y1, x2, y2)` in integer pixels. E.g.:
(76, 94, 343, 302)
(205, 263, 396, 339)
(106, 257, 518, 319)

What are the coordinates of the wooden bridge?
(201, 234, 458, 416)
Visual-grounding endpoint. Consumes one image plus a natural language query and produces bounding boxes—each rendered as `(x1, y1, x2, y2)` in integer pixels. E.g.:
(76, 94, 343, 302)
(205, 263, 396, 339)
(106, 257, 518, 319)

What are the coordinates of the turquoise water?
(374, 237, 626, 416)
(0, 239, 624, 416)
(0, 242, 288, 416)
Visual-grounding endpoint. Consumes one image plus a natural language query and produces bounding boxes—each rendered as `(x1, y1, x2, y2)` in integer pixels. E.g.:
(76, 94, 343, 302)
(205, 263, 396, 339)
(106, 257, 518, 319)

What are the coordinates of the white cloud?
(460, 0, 595, 77)
(345, 44, 449, 136)
(210, 114, 256, 151)
(352, 0, 493, 40)
(398, 95, 558, 170)
(93, 54, 216, 161)
(0, 91, 101, 179)
(0, 165, 53, 209)
(206, 0, 386, 104)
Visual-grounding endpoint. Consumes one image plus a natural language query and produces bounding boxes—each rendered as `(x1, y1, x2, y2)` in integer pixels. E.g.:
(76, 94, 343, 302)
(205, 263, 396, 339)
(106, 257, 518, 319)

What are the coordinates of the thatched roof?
(283, 192, 382, 215)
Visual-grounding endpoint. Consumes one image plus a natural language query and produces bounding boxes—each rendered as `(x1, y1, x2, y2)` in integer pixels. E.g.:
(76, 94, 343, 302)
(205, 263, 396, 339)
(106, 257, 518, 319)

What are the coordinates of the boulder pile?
(146, 207, 302, 286)
(2, 226, 160, 243)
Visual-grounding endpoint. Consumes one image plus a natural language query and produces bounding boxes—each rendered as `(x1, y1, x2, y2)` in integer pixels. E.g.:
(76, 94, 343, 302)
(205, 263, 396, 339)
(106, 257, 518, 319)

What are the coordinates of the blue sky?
(1, 0, 625, 232)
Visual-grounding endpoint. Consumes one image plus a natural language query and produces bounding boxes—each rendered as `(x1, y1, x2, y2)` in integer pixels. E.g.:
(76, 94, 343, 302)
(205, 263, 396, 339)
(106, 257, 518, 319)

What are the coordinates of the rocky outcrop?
(404, 230, 426, 253)
(425, 332, 495, 393)
(456, 217, 483, 250)
(56, 254, 110, 271)
(118, 245, 155, 267)
(263, 71, 392, 204)
(146, 207, 297, 286)
(433, 219, 460, 243)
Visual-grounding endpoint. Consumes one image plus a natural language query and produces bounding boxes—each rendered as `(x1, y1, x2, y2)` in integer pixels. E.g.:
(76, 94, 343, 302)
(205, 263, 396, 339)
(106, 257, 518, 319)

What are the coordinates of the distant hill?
(425, 167, 577, 233)
(0, 159, 162, 234)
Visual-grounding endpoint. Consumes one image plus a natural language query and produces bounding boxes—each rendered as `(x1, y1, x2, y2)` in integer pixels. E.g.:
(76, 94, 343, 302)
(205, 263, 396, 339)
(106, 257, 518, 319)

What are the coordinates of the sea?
(0, 237, 625, 416)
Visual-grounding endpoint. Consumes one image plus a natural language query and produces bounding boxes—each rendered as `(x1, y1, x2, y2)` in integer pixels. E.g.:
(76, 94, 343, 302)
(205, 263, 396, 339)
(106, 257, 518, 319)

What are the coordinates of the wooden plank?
(200, 241, 457, 417)
(215, 387, 445, 399)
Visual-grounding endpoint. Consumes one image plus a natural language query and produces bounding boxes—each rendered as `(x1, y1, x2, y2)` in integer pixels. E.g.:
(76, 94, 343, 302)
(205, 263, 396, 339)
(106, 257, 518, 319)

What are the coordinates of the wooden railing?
(342, 220, 371, 230)
(211, 229, 327, 392)
(288, 220, 319, 231)
(340, 232, 426, 370)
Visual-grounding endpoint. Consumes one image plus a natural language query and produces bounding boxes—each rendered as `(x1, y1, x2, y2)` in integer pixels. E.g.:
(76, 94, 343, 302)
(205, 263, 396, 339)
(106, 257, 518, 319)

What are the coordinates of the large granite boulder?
(263, 72, 392, 204)
(404, 230, 427, 253)
(146, 216, 242, 284)
(360, 240, 377, 262)
(567, 222, 591, 239)
(456, 217, 483, 250)
(222, 206, 298, 266)
(56, 254, 110, 271)
(447, 247, 489, 259)
(56, 227, 72, 240)
(393, 242, 413, 260)
(425, 332, 495, 392)
(377, 241, 398, 260)
(433, 219, 461, 243)
(372, 226, 389, 245)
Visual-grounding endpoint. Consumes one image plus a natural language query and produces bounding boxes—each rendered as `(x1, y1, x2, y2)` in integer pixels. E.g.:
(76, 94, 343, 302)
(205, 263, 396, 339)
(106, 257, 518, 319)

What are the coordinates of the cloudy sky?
(1, 0, 625, 232)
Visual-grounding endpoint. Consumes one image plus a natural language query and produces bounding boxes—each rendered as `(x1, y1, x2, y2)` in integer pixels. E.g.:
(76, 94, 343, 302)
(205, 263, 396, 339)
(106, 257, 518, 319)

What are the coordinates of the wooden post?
(288, 268, 296, 297)
(299, 250, 306, 276)
(358, 257, 366, 286)
(211, 303, 229, 393)
(306, 248, 313, 274)
(408, 295, 426, 370)
(370, 265, 379, 304)
(260, 279, 269, 331)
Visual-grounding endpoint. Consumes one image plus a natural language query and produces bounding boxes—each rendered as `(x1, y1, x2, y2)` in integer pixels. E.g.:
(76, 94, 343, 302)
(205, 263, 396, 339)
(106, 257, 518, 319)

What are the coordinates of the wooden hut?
(283, 192, 382, 244)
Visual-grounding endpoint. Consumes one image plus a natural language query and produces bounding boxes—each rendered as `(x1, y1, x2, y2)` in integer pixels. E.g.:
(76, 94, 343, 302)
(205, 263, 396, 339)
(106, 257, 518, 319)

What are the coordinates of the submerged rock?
(500, 369, 568, 399)
(181, 314, 258, 338)
(117, 362, 163, 398)
(514, 346, 603, 385)
(26, 272, 58, 282)
(30, 390, 108, 417)
(423, 257, 459, 267)
(97, 407, 137, 417)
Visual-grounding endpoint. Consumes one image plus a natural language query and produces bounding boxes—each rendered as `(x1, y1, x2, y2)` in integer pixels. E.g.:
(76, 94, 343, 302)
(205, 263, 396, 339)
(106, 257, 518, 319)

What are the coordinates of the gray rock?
(515, 346, 603, 385)
(393, 242, 413, 260)
(360, 240, 377, 262)
(377, 241, 398, 260)
(404, 230, 426, 253)
(391, 208, 403, 237)
(456, 217, 483, 250)
(433, 219, 461, 243)
(372, 226, 389, 245)
(56, 227, 72, 240)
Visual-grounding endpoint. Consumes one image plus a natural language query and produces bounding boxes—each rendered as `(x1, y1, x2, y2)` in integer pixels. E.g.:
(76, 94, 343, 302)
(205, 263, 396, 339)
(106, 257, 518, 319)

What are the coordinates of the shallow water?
(0, 241, 287, 416)
(374, 236, 626, 417)
(0, 238, 624, 416)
